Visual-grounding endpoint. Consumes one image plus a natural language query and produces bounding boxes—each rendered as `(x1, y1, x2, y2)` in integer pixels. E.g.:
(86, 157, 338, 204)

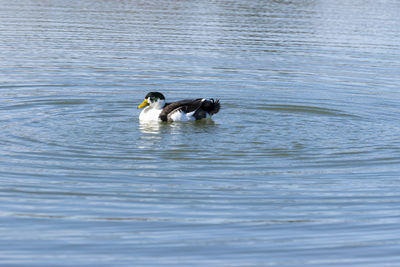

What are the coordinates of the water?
(1, 0, 400, 266)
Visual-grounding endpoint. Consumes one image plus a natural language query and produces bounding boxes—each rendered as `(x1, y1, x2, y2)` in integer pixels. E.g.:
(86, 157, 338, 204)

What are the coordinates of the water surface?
(1, 0, 400, 266)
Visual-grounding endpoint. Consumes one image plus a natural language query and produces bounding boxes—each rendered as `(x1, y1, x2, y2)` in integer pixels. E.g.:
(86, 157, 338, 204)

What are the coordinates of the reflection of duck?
(139, 120, 164, 134)
(138, 92, 220, 122)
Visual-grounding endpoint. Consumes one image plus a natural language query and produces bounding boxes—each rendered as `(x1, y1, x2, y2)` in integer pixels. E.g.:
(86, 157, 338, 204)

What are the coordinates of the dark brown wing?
(159, 99, 204, 122)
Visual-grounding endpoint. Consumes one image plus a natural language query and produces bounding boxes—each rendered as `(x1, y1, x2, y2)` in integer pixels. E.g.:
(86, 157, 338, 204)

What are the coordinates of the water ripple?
(255, 104, 358, 117)
(2, 0, 400, 266)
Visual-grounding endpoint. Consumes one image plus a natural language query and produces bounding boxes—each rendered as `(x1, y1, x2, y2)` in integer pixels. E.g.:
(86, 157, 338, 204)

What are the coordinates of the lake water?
(1, 0, 400, 266)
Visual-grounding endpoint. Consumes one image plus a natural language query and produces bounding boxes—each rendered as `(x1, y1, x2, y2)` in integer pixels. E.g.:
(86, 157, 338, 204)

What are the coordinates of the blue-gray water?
(1, 0, 400, 266)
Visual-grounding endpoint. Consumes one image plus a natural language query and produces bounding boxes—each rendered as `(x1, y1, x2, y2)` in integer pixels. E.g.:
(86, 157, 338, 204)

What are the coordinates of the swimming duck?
(138, 92, 220, 122)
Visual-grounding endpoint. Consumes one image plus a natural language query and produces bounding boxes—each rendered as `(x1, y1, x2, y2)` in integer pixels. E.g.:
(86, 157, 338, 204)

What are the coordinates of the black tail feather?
(203, 99, 220, 115)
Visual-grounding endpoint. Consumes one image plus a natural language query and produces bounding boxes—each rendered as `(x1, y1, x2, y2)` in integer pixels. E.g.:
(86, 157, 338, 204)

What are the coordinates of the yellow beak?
(138, 99, 149, 109)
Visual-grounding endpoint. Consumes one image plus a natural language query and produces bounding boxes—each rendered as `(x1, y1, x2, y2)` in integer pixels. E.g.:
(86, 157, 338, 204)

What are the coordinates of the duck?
(138, 92, 220, 122)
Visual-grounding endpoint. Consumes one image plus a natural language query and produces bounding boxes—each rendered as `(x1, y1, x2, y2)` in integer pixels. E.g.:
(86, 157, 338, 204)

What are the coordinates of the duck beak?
(138, 99, 149, 109)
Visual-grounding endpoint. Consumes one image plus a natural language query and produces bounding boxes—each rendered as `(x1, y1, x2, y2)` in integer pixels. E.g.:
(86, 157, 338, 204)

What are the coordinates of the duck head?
(138, 92, 166, 110)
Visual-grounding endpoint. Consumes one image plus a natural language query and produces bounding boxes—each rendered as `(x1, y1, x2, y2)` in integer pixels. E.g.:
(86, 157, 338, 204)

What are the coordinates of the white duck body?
(139, 105, 163, 121)
(168, 106, 209, 121)
(138, 96, 165, 122)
